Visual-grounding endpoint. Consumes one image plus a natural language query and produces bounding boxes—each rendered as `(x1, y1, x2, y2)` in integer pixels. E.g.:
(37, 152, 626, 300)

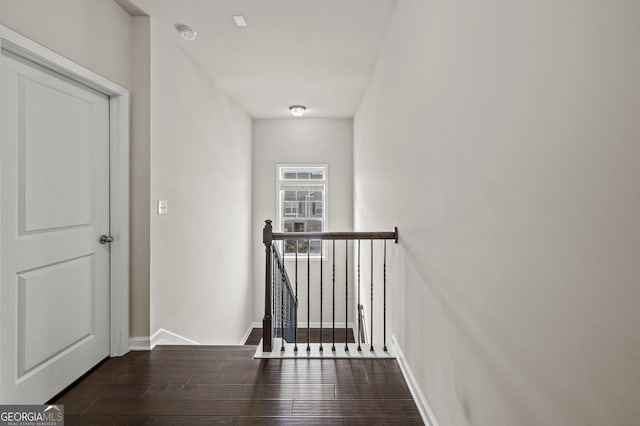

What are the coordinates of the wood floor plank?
(84, 398, 293, 417)
(53, 398, 98, 416)
(57, 383, 151, 400)
(82, 371, 194, 385)
(124, 348, 255, 361)
(291, 399, 422, 419)
(65, 414, 237, 425)
(244, 328, 263, 345)
(188, 368, 369, 385)
(335, 383, 412, 399)
(143, 383, 335, 400)
(366, 370, 414, 384)
(98, 358, 224, 373)
(218, 358, 372, 375)
(53, 345, 423, 424)
(155, 345, 257, 351)
(235, 417, 424, 425)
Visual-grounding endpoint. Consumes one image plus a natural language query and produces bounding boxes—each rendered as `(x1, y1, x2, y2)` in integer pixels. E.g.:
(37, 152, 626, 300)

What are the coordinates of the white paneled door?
(1, 51, 110, 403)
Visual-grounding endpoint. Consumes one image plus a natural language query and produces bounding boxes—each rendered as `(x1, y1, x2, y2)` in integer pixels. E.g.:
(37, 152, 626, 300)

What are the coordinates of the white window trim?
(276, 163, 328, 261)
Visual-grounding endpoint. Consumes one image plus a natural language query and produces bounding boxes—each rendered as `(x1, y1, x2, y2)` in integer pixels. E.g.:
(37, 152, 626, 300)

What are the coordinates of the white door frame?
(0, 25, 130, 357)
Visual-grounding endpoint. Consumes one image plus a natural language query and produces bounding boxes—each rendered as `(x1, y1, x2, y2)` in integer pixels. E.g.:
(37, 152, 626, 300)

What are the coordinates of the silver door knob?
(99, 235, 114, 244)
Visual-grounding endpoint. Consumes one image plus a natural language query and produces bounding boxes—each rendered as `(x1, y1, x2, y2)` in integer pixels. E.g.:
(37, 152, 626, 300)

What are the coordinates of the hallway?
(1, 0, 639, 423)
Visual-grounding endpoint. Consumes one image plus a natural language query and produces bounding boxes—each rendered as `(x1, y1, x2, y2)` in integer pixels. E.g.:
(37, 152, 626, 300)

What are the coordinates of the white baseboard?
(129, 336, 151, 351)
(240, 323, 261, 344)
(392, 335, 439, 426)
(150, 328, 201, 349)
(135, 322, 360, 350)
(133, 326, 260, 349)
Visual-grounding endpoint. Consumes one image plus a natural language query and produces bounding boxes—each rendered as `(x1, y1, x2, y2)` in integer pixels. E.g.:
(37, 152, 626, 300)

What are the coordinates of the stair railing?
(262, 219, 398, 353)
(272, 241, 297, 346)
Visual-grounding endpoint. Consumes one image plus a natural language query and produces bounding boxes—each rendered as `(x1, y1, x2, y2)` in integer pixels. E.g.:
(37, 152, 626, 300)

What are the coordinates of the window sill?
(283, 255, 326, 262)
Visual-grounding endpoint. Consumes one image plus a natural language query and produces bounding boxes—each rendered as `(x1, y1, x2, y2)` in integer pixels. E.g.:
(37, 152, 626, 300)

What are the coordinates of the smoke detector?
(177, 25, 197, 41)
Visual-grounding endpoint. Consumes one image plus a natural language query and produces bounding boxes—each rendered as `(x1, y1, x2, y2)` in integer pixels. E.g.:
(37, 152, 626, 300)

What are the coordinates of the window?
(277, 165, 327, 256)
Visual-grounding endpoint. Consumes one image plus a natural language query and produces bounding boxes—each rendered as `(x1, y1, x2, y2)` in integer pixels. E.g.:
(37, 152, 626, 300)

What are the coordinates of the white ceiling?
(124, 0, 397, 119)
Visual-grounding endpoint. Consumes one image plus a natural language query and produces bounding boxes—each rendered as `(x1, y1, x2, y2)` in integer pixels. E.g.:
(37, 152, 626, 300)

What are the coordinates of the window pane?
(279, 165, 326, 255)
(283, 201, 297, 216)
(307, 220, 322, 232)
(311, 202, 323, 217)
(310, 240, 322, 255)
(281, 167, 325, 181)
(284, 239, 296, 254)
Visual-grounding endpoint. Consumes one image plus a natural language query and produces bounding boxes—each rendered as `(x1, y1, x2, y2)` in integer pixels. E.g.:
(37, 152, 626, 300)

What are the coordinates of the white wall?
(149, 23, 253, 344)
(355, 1, 640, 425)
(0, 1, 152, 339)
(0, 0, 131, 88)
(129, 16, 151, 338)
(252, 119, 354, 326)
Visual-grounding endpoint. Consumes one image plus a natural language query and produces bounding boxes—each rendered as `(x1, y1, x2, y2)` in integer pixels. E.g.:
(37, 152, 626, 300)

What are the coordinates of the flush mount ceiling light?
(232, 15, 248, 27)
(177, 25, 197, 41)
(289, 105, 306, 117)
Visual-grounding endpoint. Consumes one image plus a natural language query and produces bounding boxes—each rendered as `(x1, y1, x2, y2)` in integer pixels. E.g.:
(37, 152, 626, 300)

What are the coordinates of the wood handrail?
(271, 228, 398, 243)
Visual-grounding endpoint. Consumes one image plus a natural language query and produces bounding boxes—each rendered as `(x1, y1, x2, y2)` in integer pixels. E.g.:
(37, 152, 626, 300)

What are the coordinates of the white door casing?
(0, 26, 129, 403)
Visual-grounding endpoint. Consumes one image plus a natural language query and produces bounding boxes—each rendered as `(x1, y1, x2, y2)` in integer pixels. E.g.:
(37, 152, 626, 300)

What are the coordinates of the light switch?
(158, 200, 168, 215)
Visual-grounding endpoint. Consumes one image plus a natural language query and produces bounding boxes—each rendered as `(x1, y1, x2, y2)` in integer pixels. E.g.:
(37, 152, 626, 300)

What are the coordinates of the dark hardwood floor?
(54, 344, 423, 425)
(244, 327, 355, 346)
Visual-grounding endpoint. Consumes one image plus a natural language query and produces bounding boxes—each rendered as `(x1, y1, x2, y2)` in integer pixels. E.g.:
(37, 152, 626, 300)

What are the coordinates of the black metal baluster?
(280, 241, 284, 350)
(370, 240, 374, 351)
(383, 240, 388, 352)
(332, 240, 336, 352)
(357, 239, 361, 352)
(294, 240, 298, 352)
(319, 240, 323, 352)
(345, 240, 349, 352)
(281, 263, 285, 352)
(307, 239, 311, 352)
(272, 247, 276, 339)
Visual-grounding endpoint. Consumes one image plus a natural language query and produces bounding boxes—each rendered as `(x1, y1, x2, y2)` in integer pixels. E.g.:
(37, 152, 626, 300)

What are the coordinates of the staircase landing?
(244, 327, 355, 346)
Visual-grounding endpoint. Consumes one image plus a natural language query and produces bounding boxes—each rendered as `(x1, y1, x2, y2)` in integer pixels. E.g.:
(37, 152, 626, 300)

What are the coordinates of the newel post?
(262, 220, 273, 352)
